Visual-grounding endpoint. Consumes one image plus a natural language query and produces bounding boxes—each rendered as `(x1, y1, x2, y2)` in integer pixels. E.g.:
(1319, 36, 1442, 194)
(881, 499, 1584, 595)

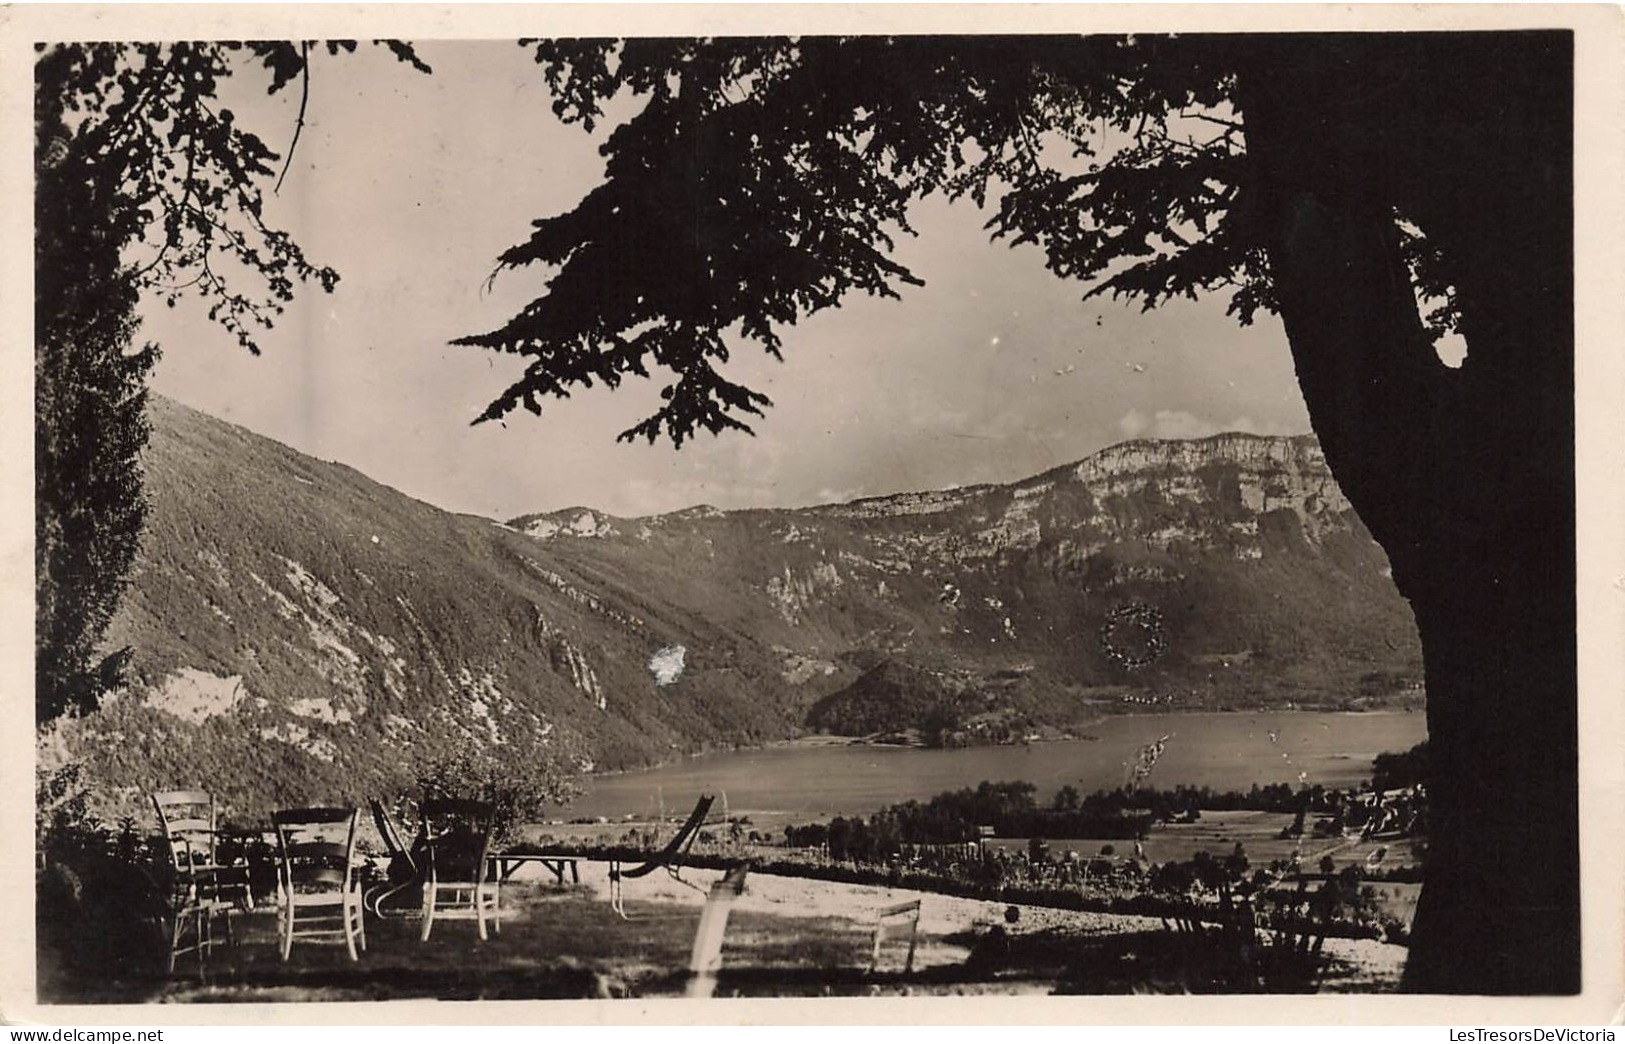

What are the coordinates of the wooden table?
(487, 852, 582, 885)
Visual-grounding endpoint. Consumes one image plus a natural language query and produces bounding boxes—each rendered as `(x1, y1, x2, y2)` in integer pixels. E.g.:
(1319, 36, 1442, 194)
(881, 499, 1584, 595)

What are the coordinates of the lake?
(561, 710, 1427, 820)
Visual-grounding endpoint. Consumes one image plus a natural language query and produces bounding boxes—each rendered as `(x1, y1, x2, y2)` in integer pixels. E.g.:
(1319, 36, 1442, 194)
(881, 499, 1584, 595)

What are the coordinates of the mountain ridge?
(509, 430, 1324, 530)
(46, 397, 1421, 821)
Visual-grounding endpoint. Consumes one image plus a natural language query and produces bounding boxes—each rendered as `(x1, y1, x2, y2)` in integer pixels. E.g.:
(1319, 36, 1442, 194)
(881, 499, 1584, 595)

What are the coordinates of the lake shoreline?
(586, 705, 1425, 780)
(562, 709, 1429, 822)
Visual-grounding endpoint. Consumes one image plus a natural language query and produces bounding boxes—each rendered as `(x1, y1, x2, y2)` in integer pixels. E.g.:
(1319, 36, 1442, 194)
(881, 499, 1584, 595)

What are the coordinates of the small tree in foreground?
(415, 736, 580, 844)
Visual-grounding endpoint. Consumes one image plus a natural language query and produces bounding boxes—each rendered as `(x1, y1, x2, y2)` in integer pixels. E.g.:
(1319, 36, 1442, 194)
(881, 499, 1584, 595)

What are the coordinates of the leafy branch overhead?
(35, 40, 432, 354)
(34, 40, 429, 723)
(457, 35, 1391, 445)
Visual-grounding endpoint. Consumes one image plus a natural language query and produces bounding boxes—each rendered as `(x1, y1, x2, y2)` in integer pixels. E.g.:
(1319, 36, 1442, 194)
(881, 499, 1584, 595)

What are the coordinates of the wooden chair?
(686, 864, 750, 998)
(152, 790, 251, 971)
(608, 794, 714, 918)
(363, 798, 423, 918)
(272, 806, 366, 961)
(870, 898, 922, 975)
(418, 798, 499, 941)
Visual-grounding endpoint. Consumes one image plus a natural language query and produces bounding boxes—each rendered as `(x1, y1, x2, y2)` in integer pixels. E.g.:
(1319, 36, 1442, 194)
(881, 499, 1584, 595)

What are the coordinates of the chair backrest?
(668, 795, 714, 858)
(153, 790, 217, 871)
(419, 798, 496, 882)
(618, 794, 716, 880)
(273, 807, 359, 895)
(368, 798, 418, 872)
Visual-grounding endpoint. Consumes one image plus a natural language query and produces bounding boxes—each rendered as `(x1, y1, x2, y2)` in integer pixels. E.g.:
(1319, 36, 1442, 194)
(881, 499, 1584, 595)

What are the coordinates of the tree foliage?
(414, 734, 580, 844)
(1371, 740, 1429, 793)
(34, 41, 428, 722)
(456, 35, 1458, 444)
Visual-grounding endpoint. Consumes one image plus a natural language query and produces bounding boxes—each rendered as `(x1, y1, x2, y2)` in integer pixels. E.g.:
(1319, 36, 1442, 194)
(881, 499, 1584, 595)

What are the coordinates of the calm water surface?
(563, 711, 1427, 819)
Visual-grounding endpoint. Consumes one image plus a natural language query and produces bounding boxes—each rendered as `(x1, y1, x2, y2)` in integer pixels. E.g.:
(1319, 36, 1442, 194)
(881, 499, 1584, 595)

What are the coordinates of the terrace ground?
(534, 809, 1426, 934)
(41, 860, 1408, 1004)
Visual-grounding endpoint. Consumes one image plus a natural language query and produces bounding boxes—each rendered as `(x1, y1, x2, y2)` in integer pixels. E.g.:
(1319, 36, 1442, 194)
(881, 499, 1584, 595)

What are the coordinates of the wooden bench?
(488, 852, 581, 885)
(870, 898, 922, 974)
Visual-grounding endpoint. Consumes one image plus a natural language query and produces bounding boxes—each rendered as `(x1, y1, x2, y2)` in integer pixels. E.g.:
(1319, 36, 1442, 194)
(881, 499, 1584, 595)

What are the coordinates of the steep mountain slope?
(49, 399, 1421, 821)
(49, 398, 810, 821)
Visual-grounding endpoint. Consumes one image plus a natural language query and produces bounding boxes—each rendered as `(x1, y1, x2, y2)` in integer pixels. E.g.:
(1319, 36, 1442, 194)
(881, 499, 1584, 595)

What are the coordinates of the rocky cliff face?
(519, 430, 1422, 735)
(51, 403, 1420, 821)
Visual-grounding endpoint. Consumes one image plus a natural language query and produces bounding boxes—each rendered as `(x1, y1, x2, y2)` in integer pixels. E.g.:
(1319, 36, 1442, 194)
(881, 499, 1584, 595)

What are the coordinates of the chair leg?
(200, 906, 213, 959)
(420, 885, 435, 942)
(355, 894, 367, 952)
(476, 886, 488, 941)
(609, 865, 628, 920)
(167, 908, 187, 974)
(280, 903, 294, 961)
(173, 897, 209, 969)
(192, 908, 209, 972)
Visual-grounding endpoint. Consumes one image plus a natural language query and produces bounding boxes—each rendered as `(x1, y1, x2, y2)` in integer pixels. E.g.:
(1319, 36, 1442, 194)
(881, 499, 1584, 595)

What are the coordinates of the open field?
(986, 810, 1425, 874)
(40, 860, 1407, 1003)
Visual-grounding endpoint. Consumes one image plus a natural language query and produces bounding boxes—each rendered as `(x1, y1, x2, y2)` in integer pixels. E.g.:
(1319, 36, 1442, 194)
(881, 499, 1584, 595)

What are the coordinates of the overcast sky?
(139, 40, 1313, 522)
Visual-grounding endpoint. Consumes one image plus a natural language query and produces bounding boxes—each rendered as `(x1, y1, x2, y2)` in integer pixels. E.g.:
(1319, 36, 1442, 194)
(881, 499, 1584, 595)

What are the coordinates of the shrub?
(36, 765, 171, 991)
(413, 736, 579, 843)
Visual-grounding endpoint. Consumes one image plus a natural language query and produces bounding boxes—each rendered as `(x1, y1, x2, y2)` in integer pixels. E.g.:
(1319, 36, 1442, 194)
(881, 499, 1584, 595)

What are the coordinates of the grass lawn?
(42, 879, 963, 1004)
(39, 861, 1407, 1004)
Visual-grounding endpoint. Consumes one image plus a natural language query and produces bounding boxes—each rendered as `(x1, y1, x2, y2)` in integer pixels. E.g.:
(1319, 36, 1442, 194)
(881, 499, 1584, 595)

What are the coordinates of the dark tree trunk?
(1237, 35, 1577, 993)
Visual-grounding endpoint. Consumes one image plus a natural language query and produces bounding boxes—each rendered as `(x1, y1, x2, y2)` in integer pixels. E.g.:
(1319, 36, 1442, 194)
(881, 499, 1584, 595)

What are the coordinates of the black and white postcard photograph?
(6, 3, 1623, 1027)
